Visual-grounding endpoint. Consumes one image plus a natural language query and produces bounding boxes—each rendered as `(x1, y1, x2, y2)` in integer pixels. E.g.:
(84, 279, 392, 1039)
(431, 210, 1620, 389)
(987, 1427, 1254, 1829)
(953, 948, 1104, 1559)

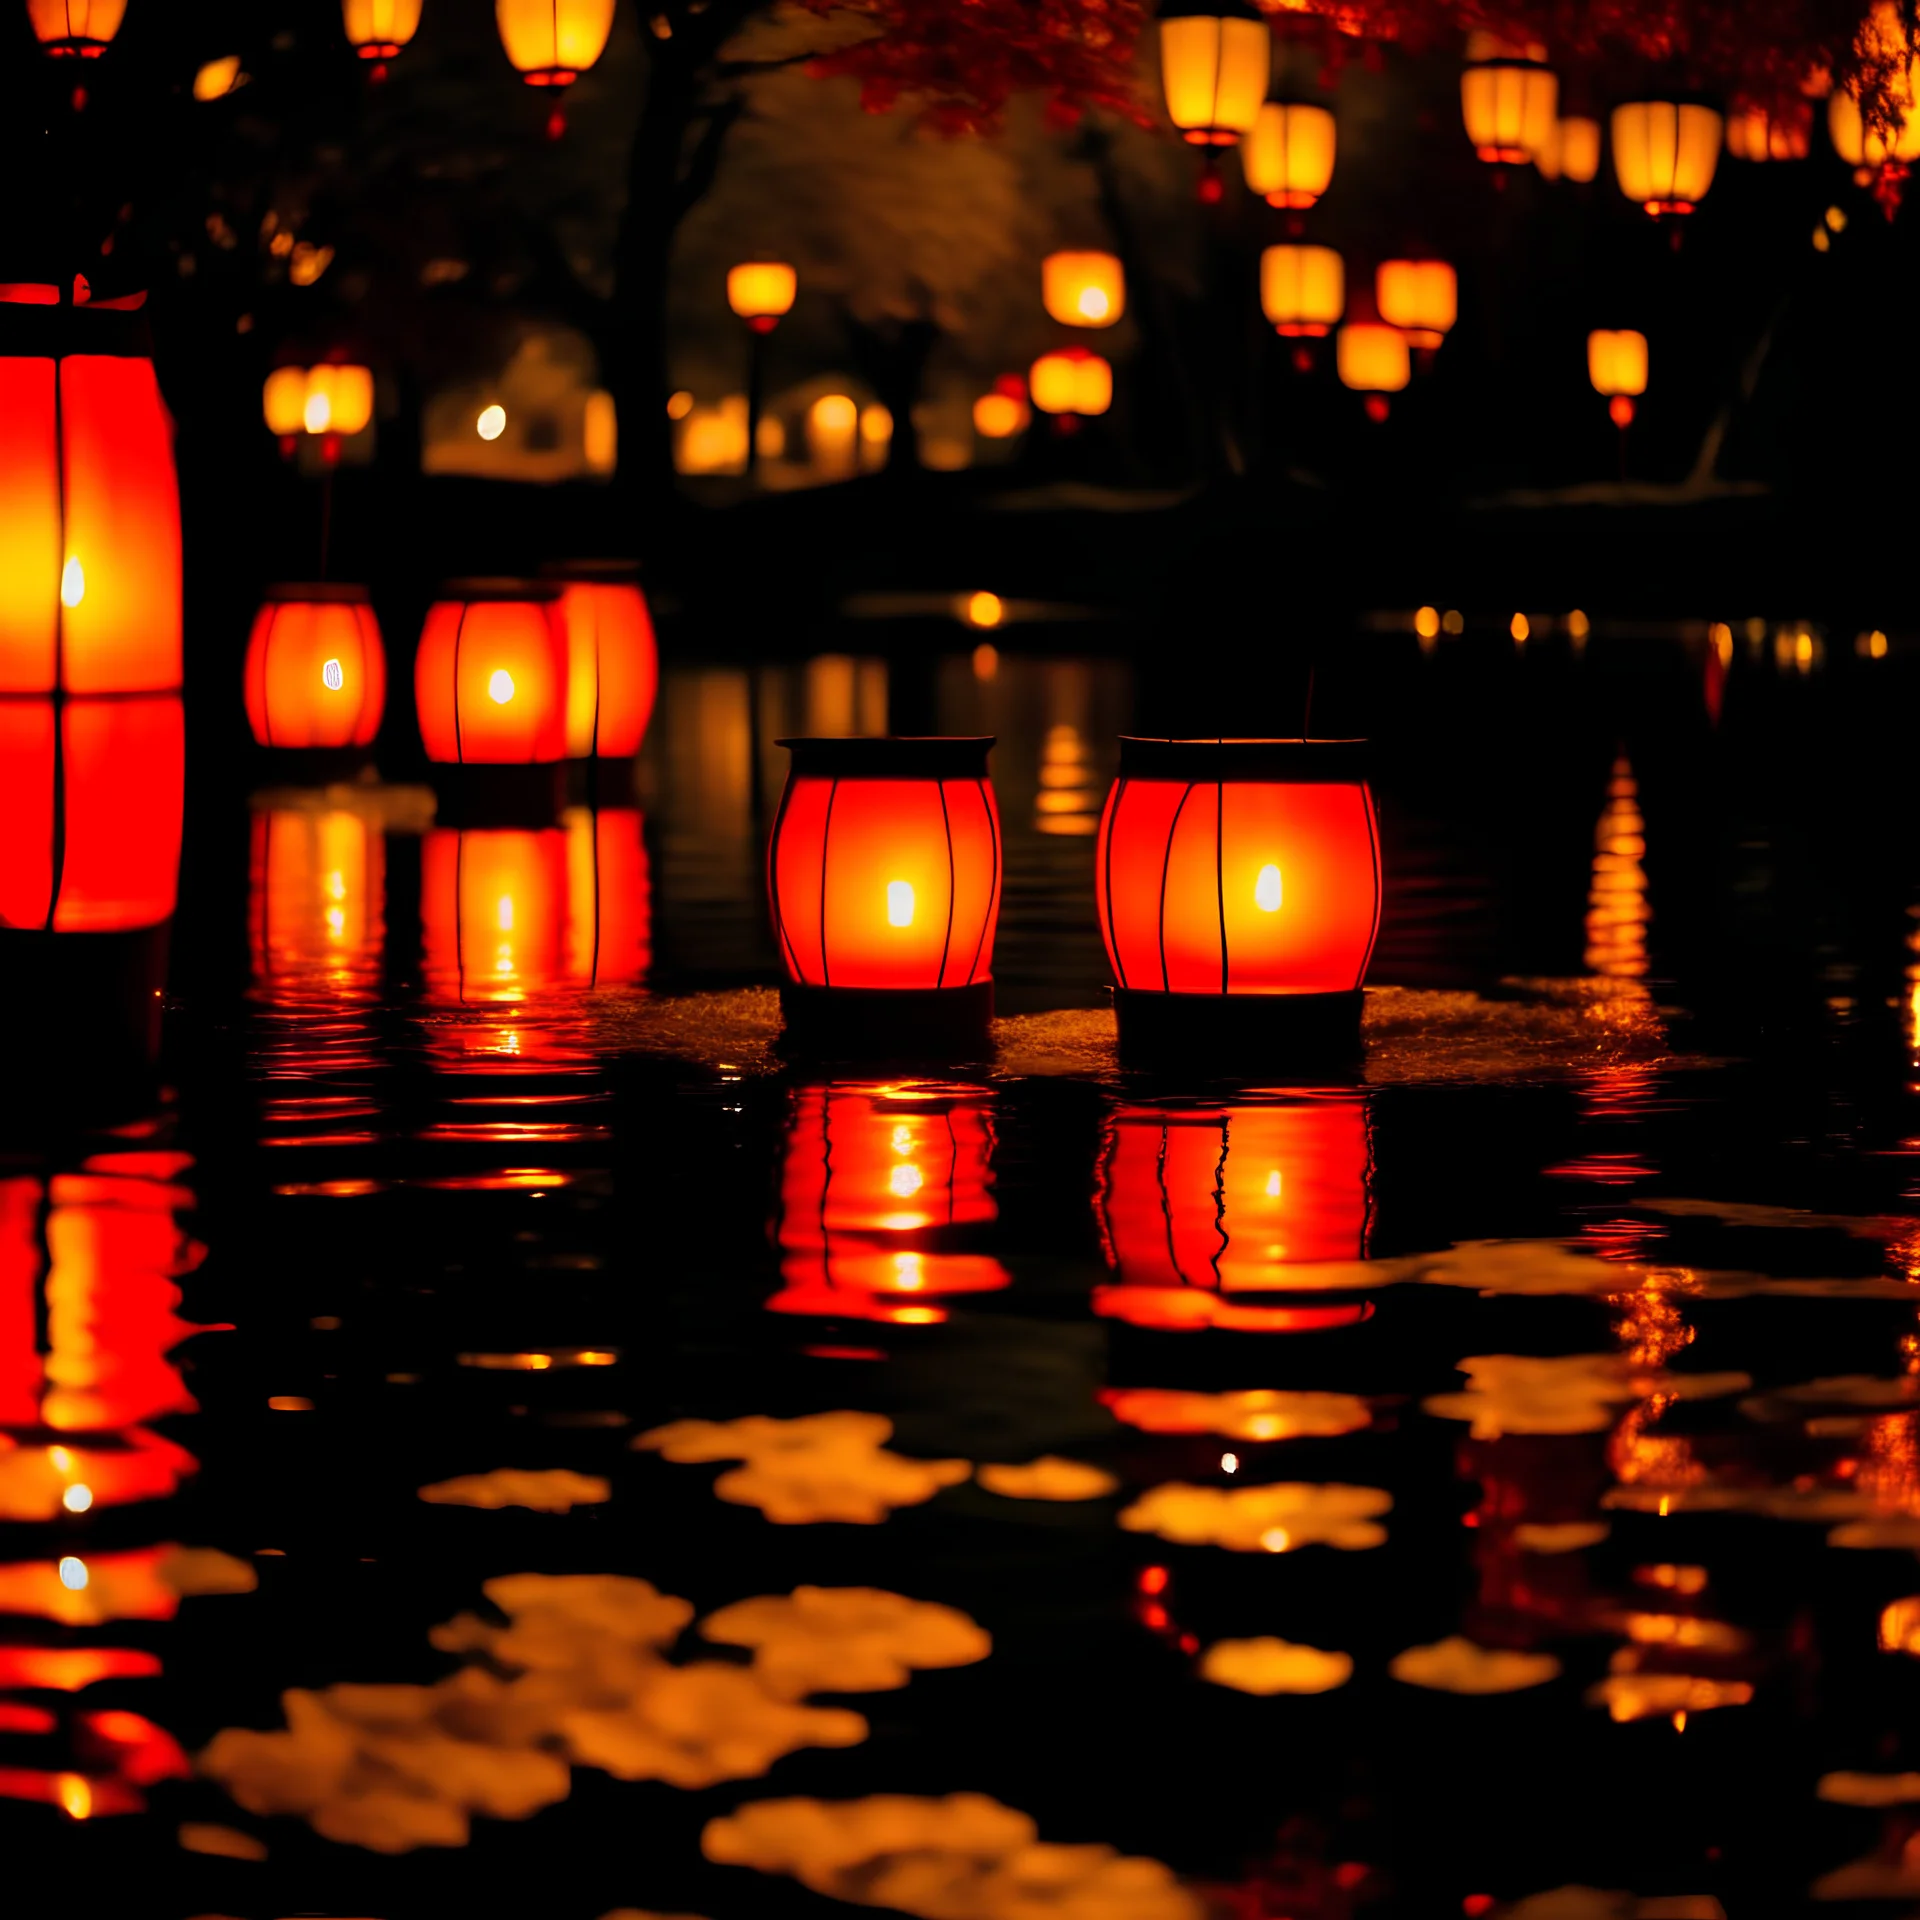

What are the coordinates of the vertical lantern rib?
(1357, 786, 1383, 987)
(935, 779, 957, 990)
(1206, 1116, 1230, 1290)
(961, 775, 999, 987)
(1102, 776, 1130, 990)
(1214, 778, 1228, 995)
(589, 593, 603, 757)
(767, 775, 805, 983)
(1153, 1122, 1188, 1287)
(450, 602, 470, 764)
(45, 352, 69, 931)
(1158, 781, 1196, 992)
(817, 776, 838, 988)
(352, 604, 375, 745)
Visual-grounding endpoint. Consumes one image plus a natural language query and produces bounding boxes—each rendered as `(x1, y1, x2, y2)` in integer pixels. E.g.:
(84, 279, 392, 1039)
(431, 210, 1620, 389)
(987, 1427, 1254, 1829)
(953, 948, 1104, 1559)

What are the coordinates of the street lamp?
(727, 261, 797, 482)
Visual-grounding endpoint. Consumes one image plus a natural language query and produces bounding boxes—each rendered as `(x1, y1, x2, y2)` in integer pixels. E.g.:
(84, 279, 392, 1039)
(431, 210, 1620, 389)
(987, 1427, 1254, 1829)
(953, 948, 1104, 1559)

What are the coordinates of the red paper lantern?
(544, 562, 658, 759)
(243, 585, 386, 752)
(769, 1083, 1009, 1324)
(414, 581, 567, 767)
(768, 737, 1001, 1047)
(1093, 738, 1380, 1060)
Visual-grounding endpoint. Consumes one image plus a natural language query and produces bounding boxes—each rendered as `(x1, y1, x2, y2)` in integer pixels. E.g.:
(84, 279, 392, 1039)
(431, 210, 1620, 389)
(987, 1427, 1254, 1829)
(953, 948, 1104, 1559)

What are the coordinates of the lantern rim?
(1115, 737, 1368, 782)
(778, 736, 995, 780)
(260, 581, 374, 605)
(434, 577, 563, 604)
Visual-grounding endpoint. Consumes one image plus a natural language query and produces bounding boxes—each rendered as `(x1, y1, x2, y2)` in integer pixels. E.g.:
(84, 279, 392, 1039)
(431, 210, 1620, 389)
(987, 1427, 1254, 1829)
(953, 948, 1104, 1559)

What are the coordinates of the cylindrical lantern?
(1375, 259, 1457, 351)
(768, 737, 1002, 1048)
(769, 1083, 1009, 1324)
(1093, 738, 1381, 1062)
(1724, 101, 1811, 160)
(1242, 102, 1336, 208)
(564, 804, 651, 987)
(1829, 82, 1920, 167)
(1588, 328, 1648, 427)
(27, 0, 126, 55)
(1260, 244, 1344, 336)
(414, 581, 567, 767)
(495, 0, 614, 83)
(242, 585, 386, 753)
(1460, 34, 1557, 164)
(341, 0, 422, 60)
(1029, 347, 1113, 417)
(1611, 101, 1723, 215)
(727, 261, 797, 333)
(1157, 0, 1271, 147)
(1536, 114, 1603, 182)
(543, 561, 658, 759)
(1041, 251, 1125, 329)
(0, 283, 181, 698)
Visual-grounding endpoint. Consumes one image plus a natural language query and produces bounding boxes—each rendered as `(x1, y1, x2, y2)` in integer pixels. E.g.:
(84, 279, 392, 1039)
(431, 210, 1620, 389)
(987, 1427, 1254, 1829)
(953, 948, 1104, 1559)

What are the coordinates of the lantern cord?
(1214, 777, 1228, 997)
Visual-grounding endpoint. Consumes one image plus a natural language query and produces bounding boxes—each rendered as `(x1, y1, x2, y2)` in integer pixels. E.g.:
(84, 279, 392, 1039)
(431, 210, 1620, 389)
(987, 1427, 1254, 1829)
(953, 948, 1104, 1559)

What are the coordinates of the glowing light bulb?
(496, 895, 515, 932)
(1264, 1169, 1282, 1198)
(886, 880, 915, 928)
(1221, 1452, 1239, 1474)
(303, 390, 333, 434)
(889, 1163, 924, 1199)
(1255, 864, 1283, 912)
(60, 557, 84, 608)
(477, 404, 507, 441)
(62, 1484, 93, 1514)
(1077, 287, 1110, 322)
(58, 1556, 88, 1591)
(488, 668, 515, 704)
(321, 656, 344, 691)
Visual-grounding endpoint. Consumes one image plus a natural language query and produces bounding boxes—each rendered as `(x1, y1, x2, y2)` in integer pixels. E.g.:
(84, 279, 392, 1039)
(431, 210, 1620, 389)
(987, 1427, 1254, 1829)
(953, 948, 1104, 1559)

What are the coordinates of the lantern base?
(778, 980, 994, 1061)
(432, 763, 564, 828)
(0, 926, 169, 1089)
(1112, 987, 1364, 1070)
(251, 745, 379, 786)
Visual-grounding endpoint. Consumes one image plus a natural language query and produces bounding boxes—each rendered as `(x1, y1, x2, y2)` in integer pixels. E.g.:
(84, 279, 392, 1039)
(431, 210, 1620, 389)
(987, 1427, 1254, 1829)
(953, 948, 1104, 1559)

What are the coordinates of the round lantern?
(1536, 114, 1603, 182)
(1093, 738, 1381, 1062)
(1041, 252, 1125, 329)
(262, 364, 375, 451)
(496, 0, 614, 84)
(1460, 34, 1557, 165)
(1375, 259, 1457, 352)
(727, 261, 797, 334)
(1611, 101, 1723, 216)
(242, 585, 386, 755)
(768, 737, 1002, 1050)
(542, 561, 658, 760)
(342, 0, 422, 61)
(1337, 323, 1411, 420)
(1029, 346, 1113, 418)
(1260, 244, 1344, 337)
(27, 0, 125, 55)
(1093, 1095, 1374, 1331)
(1725, 101, 1811, 160)
(414, 580, 567, 772)
(769, 1083, 1009, 1324)
(1242, 102, 1336, 209)
(1588, 328, 1648, 427)
(1156, 0, 1271, 148)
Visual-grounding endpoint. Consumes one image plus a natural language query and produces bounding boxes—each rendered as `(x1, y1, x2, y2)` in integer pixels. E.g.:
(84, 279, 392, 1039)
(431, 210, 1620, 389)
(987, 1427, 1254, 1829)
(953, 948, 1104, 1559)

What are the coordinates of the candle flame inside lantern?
(488, 668, 515, 704)
(886, 880, 915, 928)
(60, 556, 85, 608)
(321, 657, 344, 691)
(1255, 863, 1283, 912)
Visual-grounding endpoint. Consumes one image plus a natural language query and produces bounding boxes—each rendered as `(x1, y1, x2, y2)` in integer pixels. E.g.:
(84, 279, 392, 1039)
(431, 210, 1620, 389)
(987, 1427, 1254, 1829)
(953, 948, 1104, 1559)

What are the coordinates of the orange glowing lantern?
(1536, 114, 1603, 181)
(564, 805, 651, 987)
(248, 804, 385, 993)
(1588, 328, 1648, 428)
(0, 283, 182, 698)
(27, 0, 125, 55)
(422, 826, 568, 1003)
(1260, 244, 1344, 337)
(1093, 1095, 1374, 1330)
(769, 1083, 1009, 1324)
(1094, 739, 1381, 1061)
(1337, 323, 1411, 419)
(495, 0, 614, 84)
(1725, 100, 1811, 159)
(1611, 101, 1723, 215)
(769, 738, 1001, 1046)
(727, 261, 798, 334)
(1461, 33, 1557, 164)
(1042, 251, 1126, 329)
(414, 581, 567, 767)
(261, 363, 374, 452)
(242, 585, 385, 752)
(1029, 346, 1113, 418)
(342, 0, 422, 60)
(1830, 81, 1920, 169)
(1242, 102, 1336, 209)
(543, 562, 658, 759)
(1375, 259, 1457, 352)
(1157, 0, 1270, 147)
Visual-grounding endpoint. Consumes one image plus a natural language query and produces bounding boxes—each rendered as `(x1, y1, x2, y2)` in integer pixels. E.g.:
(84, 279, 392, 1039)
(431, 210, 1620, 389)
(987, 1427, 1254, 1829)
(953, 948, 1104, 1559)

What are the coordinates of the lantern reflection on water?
(544, 562, 658, 760)
(415, 580, 567, 770)
(564, 805, 651, 987)
(769, 1084, 1008, 1324)
(248, 804, 385, 994)
(1093, 1096, 1374, 1331)
(243, 584, 386, 752)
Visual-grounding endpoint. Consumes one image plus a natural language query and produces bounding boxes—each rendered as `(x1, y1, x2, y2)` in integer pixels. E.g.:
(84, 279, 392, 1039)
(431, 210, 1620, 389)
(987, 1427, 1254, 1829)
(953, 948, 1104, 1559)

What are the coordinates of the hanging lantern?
(1375, 259, 1457, 353)
(769, 1083, 1009, 1324)
(26, 0, 125, 55)
(1242, 102, 1336, 209)
(414, 581, 567, 768)
(1588, 328, 1648, 427)
(1337, 323, 1411, 420)
(1156, 0, 1270, 147)
(1041, 252, 1126, 329)
(1029, 346, 1113, 418)
(1829, 80, 1920, 171)
(1460, 33, 1557, 165)
(1535, 114, 1603, 182)
(563, 805, 651, 987)
(726, 261, 797, 334)
(341, 0, 422, 61)
(768, 738, 1001, 1048)
(496, 0, 614, 84)
(1093, 1096, 1374, 1330)
(248, 804, 385, 994)
(242, 585, 386, 753)
(1725, 101, 1811, 160)
(261, 364, 375, 452)
(542, 561, 658, 760)
(0, 283, 181, 698)
(1093, 739, 1381, 1063)
(1260, 244, 1344, 337)
(1611, 101, 1724, 216)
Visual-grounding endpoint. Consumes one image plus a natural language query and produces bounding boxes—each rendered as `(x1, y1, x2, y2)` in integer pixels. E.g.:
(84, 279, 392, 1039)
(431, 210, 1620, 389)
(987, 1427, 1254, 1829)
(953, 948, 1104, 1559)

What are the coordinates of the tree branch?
(713, 49, 830, 77)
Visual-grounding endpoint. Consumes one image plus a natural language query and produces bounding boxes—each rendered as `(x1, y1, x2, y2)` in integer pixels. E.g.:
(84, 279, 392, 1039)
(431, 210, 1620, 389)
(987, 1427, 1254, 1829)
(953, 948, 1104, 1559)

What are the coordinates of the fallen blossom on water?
(975, 1457, 1118, 1501)
(417, 1469, 611, 1512)
(1198, 1638, 1352, 1695)
(701, 1587, 990, 1697)
(1389, 1637, 1561, 1694)
(1118, 1483, 1390, 1554)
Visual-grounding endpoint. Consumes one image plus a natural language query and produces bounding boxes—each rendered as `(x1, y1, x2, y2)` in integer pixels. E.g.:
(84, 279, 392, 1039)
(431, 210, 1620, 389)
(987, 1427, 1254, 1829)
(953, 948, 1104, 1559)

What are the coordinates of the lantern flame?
(58, 1556, 88, 1591)
(62, 1484, 93, 1513)
(303, 390, 333, 435)
(321, 657, 345, 692)
(488, 668, 515, 704)
(60, 557, 85, 608)
(886, 880, 915, 928)
(1255, 864, 1283, 912)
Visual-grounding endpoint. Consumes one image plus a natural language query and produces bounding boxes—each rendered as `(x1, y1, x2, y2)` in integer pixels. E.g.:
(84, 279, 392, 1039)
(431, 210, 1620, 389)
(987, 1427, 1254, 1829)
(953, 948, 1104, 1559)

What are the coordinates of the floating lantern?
(0, 282, 181, 698)
(1260, 244, 1344, 337)
(26, 0, 125, 55)
(563, 805, 650, 987)
(1157, 0, 1270, 148)
(1093, 739, 1381, 1062)
(1041, 251, 1125, 329)
(248, 803, 385, 993)
(1242, 102, 1336, 208)
(1336, 323, 1411, 419)
(495, 0, 614, 84)
(1375, 259, 1457, 352)
(1725, 101, 1811, 160)
(1460, 34, 1557, 165)
(768, 737, 1001, 1048)
(1588, 328, 1648, 427)
(727, 261, 797, 334)
(341, 0, 422, 61)
(261, 363, 375, 450)
(769, 1083, 1009, 1324)
(242, 585, 386, 753)
(1029, 346, 1113, 418)
(414, 581, 567, 768)
(1536, 114, 1603, 182)
(542, 561, 657, 759)
(1611, 101, 1723, 215)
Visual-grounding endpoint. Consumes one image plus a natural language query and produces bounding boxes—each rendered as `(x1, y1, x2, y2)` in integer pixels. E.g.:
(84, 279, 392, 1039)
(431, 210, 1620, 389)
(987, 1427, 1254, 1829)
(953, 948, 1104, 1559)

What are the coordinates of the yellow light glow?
(1042, 250, 1126, 329)
(889, 1164, 924, 1199)
(972, 392, 1028, 438)
(892, 1252, 926, 1291)
(1569, 608, 1591, 640)
(966, 591, 1004, 629)
(886, 880, 915, 928)
(496, 894, 515, 932)
(1414, 606, 1440, 639)
(477, 404, 507, 441)
(321, 657, 345, 691)
(193, 55, 242, 100)
(1866, 629, 1890, 659)
(726, 260, 798, 323)
(488, 668, 515, 704)
(1260, 1527, 1291, 1553)
(972, 643, 999, 682)
(62, 1484, 93, 1514)
(49, 1447, 70, 1471)
(1255, 864, 1283, 912)
(667, 389, 694, 420)
(58, 1556, 88, 1591)
(1264, 1170, 1282, 1198)
(303, 389, 333, 434)
(57, 1774, 91, 1822)
(1078, 287, 1109, 320)
(1511, 612, 1530, 642)
(60, 556, 84, 608)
